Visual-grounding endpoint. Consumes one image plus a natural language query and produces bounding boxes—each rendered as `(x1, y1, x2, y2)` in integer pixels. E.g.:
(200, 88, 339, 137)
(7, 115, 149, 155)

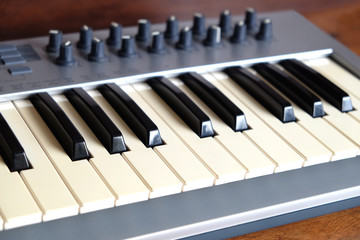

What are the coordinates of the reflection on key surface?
(30, 93, 90, 161)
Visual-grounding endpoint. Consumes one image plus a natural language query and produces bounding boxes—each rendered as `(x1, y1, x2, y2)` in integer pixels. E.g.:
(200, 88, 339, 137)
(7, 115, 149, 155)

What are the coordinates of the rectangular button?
(8, 66, 32, 75)
(2, 57, 26, 66)
(0, 50, 20, 59)
(0, 44, 16, 52)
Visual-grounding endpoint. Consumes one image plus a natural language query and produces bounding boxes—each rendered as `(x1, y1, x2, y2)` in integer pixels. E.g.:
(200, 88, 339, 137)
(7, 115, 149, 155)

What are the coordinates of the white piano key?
(291, 102, 359, 160)
(1, 101, 79, 222)
(212, 71, 332, 166)
(174, 78, 276, 178)
(90, 92, 183, 198)
(13, 100, 115, 214)
(133, 83, 247, 184)
(323, 103, 360, 147)
(203, 73, 305, 171)
(0, 155, 42, 229)
(304, 58, 360, 100)
(53, 94, 150, 206)
(123, 86, 215, 191)
(122, 149, 183, 198)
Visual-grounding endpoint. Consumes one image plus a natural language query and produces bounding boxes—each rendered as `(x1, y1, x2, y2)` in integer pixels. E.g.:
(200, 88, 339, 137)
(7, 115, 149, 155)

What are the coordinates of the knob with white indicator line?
(56, 41, 75, 66)
(88, 38, 106, 62)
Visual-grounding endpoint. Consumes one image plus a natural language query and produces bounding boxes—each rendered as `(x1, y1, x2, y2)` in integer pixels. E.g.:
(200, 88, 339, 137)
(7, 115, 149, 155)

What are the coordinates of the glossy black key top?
(65, 88, 127, 154)
(30, 93, 90, 161)
(224, 66, 296, 123)
(98, 83, 162, 148)
(178, 72, 248, 131)
(253, 63, 325, 118)
(147, 77, 215, 138)
(0, 113, 30, 171)
(279, 59, 353, 112)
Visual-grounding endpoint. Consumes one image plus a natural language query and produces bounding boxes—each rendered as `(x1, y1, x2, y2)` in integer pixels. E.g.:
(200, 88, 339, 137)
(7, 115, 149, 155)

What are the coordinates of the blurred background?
(0, 0, 360, 54)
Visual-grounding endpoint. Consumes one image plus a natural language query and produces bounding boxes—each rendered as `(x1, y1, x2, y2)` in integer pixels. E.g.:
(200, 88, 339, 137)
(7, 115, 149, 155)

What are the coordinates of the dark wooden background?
(1, 0, 360, 239)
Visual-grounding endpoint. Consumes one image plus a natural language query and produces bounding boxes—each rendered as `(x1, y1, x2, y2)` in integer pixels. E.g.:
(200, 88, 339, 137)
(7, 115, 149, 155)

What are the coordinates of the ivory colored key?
(212, 71, 332, 166)
(203, 73, 304, 172)
(174, 78, 276, 178)
(303, 58, 360, 122)
(0, 155, 41, 229)
(91, 92, 183, 198)
(280, 59, 353, 112)
(14, 100, 115, 214)
(2, 101, 79, 222)
(304, 58, 360, 101)
(54, 93, 150, 206)
(133, 83, 247, 184)
(292, 103, 358, 161)
(322, 101, 360, 149)
(122, 85, 215, 191)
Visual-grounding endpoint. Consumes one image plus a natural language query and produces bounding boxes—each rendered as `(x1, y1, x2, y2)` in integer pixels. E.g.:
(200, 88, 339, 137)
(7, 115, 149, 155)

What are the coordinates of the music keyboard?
(0, 8, 360, 239)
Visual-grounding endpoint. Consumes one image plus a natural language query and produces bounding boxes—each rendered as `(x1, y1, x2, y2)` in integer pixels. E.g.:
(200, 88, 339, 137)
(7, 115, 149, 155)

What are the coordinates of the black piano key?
(224, 66, 296, 123)
(279, 59, 353, 112)
(178, 72, 248, 132)
(0, 113, 30, 172)
(253, 63, 325, 118)
(147, 77, 215, 138)
(30, 93, 90, 161)
(98, 83, 162, 148)
(65, 88, 127, 154)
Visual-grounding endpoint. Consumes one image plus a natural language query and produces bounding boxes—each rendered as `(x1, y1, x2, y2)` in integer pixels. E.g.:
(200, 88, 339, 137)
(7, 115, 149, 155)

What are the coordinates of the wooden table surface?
(1, 0, 360, 239)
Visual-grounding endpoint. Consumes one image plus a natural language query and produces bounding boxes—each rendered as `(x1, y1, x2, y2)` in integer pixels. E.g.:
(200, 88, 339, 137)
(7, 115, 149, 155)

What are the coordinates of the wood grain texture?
(0, 0, 360, 239)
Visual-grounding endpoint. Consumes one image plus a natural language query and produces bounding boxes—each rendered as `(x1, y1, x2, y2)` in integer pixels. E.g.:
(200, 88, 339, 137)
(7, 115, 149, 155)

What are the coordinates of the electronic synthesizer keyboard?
(0, 8, 360, 240)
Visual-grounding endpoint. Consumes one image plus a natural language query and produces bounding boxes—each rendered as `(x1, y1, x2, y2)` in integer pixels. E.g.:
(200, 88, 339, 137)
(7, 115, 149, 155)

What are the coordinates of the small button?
(8, 66, 32, 75)
(0, 44, 16, 52)
(0, 51, 21, 59)
(2, 56, 26, 66)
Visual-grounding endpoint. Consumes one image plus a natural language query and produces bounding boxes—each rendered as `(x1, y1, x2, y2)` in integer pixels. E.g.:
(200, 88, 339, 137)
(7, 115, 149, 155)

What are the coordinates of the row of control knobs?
(47, 8, 272, 66)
